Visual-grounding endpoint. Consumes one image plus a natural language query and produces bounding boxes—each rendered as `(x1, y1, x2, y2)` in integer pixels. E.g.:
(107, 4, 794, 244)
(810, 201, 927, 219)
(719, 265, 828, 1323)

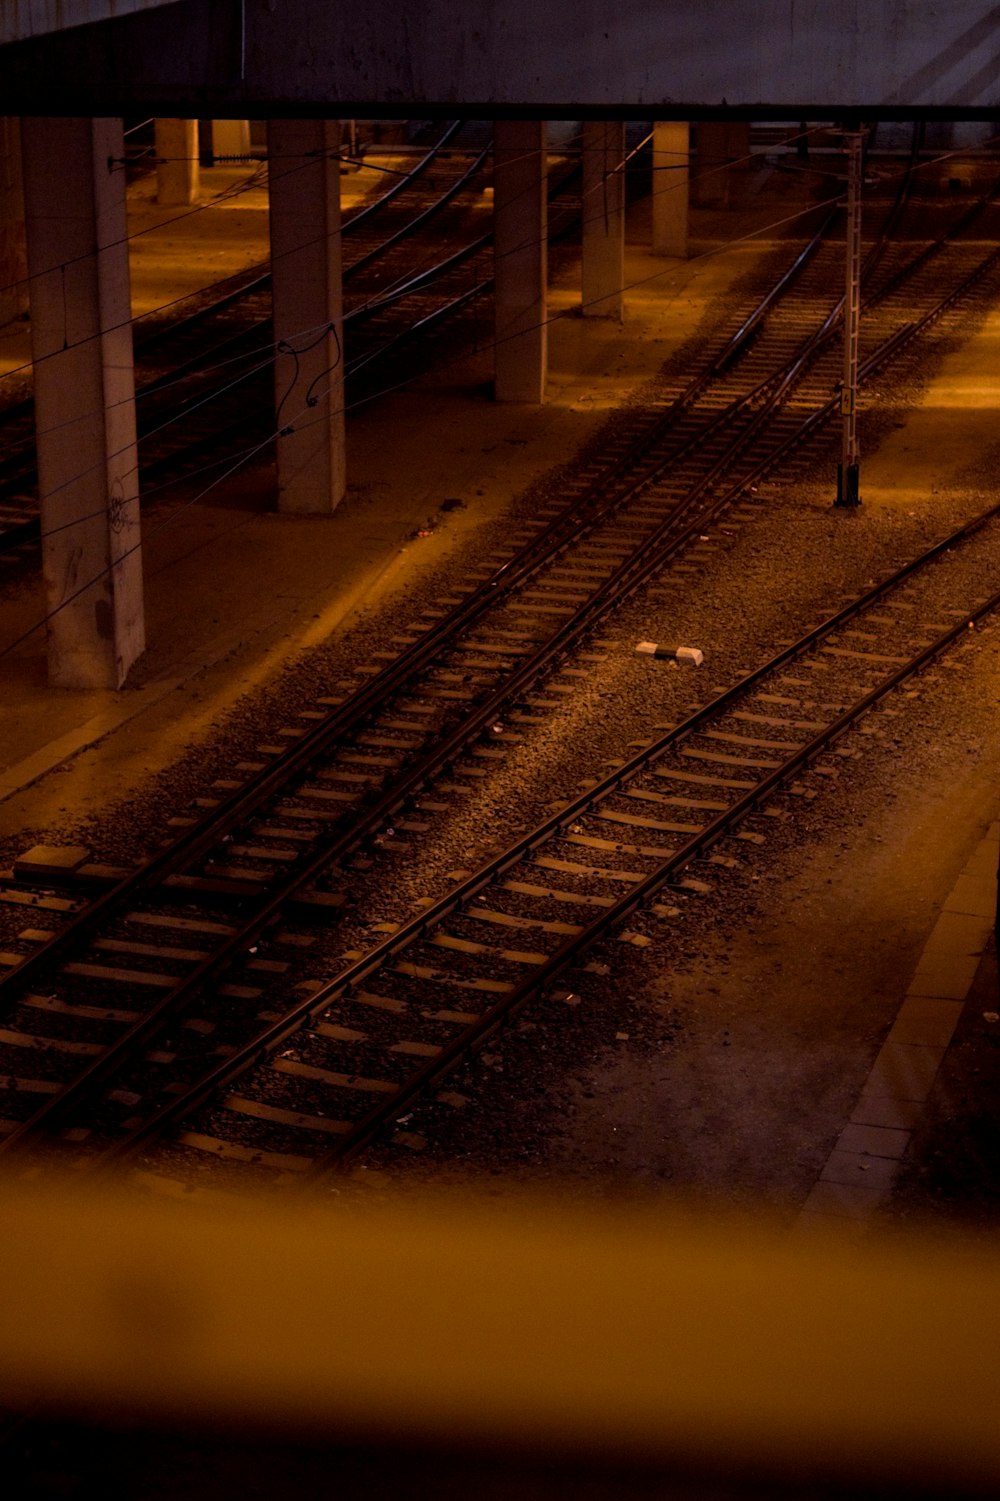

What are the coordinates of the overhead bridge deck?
(1, 1, 1000, 116)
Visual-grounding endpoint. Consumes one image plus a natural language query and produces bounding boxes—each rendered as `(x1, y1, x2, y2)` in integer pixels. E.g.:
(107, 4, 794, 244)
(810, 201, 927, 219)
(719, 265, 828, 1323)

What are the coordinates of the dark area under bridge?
(2, 0, 1000, 118)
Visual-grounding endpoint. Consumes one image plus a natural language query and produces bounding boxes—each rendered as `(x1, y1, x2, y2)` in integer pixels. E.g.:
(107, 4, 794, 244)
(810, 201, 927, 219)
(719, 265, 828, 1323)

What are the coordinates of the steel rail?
(133, 140, 492, 402)
(855, 119, 922, 286)
(0, 218, 844, 994)
(0, 353, 833, 1151)
(348, 200, 837, 387)
(10, 227, 1000, 1164)
(708, 206, 839, 375)
(0, 139, 968, 520)
(0, 122, 467, 452)
(3, 207, 994, 1156)
(0, 187, 825, 504)
(0, 232, 865, 1152)
(7, 168, 996, 1161)
(343, 142, 491, 282)
(1, 151, 971, 552)
(761, 237, 1000, 480)
(100, 487, 1000, 1176)
(341, 155, 581, 333)
(0, 124, 476, 517)
(0, 215, 846, 1013)
(130, 121, 467, 359)
(134, 158, 580, 470)
(858, 178, 1000, 318)
(0, 146, 563, 527)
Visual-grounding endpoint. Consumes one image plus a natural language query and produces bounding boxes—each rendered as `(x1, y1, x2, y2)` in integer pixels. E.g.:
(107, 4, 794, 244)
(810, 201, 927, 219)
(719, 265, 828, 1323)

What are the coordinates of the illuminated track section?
(0, 200, 999, 1177)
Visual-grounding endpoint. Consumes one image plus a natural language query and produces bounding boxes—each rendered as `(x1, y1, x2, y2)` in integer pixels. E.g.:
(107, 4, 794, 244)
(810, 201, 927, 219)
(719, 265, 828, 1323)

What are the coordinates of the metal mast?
(836, 127, 865, 506)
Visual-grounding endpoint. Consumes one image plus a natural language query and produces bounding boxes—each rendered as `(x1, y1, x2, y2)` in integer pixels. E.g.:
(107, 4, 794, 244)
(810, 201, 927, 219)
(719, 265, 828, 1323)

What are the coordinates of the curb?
(794, 819, 999, 1239)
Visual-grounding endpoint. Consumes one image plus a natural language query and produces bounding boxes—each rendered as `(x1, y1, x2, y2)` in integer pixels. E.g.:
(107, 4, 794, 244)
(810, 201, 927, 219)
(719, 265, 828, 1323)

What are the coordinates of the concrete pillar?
(155, 119, 199, 206)
(730, 121, 752, 183)
(493, 119, 547, 403)
(267, 118, 346, 515)
(652, 121, 689, 258)
(693, 121, 752, 207)
(581, 120, 625, 320)
(0, 118, 27, 324)
(21, 117, 144, 689)
(212, 119, 251, 160)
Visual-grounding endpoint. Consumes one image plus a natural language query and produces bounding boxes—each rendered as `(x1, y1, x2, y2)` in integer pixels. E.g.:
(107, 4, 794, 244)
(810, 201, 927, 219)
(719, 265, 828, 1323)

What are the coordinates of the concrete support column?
(155, 119, 199, 205)
(731, 120, 752, 186)
(21, 117, 143, 689)
(581, 120, 625, 320)
(212, 119, 251, 160)
(267, 118, 345, 515)
(651, 121, 689, 258)
(493, 119, 547, 403)
(694, 121, 751, 207)
(0, 118, 27, 324)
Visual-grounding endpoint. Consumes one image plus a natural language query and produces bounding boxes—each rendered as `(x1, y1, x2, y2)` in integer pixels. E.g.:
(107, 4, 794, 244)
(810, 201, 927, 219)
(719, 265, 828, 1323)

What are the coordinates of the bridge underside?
(0, 0, 999, 117)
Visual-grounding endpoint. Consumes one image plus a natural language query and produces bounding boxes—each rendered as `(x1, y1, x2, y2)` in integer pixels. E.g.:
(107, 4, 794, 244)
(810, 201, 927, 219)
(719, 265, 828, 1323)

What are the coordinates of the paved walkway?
(798, 821, 999, 1237)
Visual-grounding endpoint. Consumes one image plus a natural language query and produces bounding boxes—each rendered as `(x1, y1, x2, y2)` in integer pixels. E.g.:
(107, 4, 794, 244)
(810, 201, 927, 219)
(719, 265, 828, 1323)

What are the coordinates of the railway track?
(7, 479, 1000, 1188)
(0, 128, 591, 524)
(226, 503, 1000, 1188)
(133, 130, 509, 476)
(0, 131, 915, 559)
(0, 122, 945, 567)
(1, 165, 999, 1179)
(0, 122, 512, 552)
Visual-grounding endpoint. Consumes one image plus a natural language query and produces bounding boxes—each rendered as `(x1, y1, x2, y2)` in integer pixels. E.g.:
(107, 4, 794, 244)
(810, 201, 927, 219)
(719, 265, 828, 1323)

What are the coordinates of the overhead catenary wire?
(0, 116, 899, 527)
(1, 133, 863, 565)
(0, 120, 693, 344)
(0, 117, 990, 334)
(13, 131, 930, 558)
(2, 134, 850, 556)
(0, 177, 862, 665)
(4, 122, 996, 659)
(0, 133, 507, 474)
(0, 118, 833, 385)
(0, 120, 470, 327)
(0, 128, 480, 462)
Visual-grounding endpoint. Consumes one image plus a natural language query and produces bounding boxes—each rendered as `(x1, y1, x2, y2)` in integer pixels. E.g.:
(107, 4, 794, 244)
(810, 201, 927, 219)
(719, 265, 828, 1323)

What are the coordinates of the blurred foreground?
(0, 1174, 997, 1498)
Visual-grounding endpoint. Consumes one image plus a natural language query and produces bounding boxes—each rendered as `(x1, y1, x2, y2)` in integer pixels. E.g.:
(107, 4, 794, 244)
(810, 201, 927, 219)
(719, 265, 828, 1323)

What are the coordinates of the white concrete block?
(635, 641, 704, 665)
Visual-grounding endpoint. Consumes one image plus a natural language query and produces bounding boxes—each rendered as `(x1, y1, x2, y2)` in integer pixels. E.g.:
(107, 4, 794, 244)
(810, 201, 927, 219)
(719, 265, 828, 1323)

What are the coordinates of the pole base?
(834, 463, 861, 507)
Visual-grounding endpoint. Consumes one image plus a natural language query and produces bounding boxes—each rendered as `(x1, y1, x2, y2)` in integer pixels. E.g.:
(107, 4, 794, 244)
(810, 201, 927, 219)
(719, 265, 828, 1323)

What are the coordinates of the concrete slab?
(906, 956, 982, 1001)
(801, 1180, 885, 1220)
(961, 842, 999, 880)
(800, 803, 998, 1238)
(943, 872, 996, 920)
(835, 1122, 911, 1159)
(820, 1150, 900, 1191)
(13, 843, 92, 879)
(850, 1094, 924, 1131)
(924, 908, 993, 957)
(887, 997, 963, 1049)
(865, 1042, 946, 1102)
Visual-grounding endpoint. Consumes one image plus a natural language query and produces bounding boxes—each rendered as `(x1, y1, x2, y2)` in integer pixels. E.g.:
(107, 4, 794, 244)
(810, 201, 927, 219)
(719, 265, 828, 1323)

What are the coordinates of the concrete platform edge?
(795, 819, 999, 1237)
